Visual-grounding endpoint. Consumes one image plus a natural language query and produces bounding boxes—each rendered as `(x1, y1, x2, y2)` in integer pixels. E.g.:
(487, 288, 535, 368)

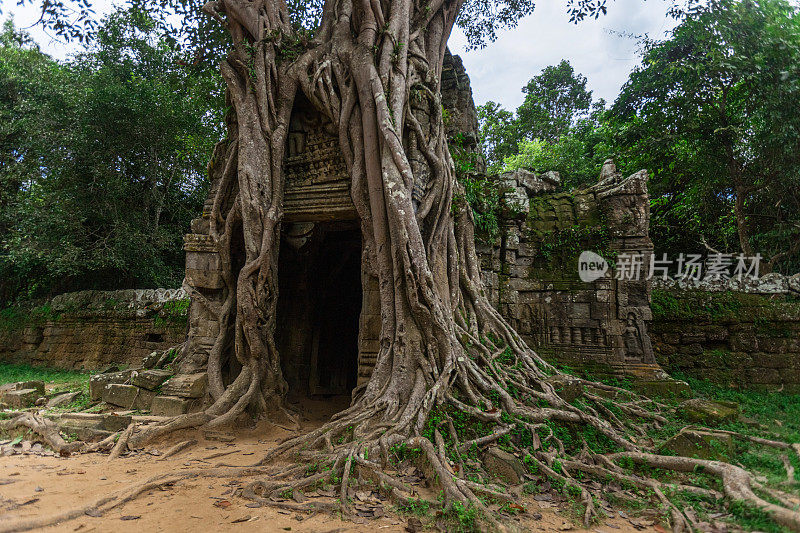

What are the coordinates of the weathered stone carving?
(477, 164, 665, 380)
(283, 96, 355, 222)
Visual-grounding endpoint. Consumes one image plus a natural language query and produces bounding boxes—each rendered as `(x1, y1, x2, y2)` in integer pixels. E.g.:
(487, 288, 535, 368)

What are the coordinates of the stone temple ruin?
(184, 90, 381, 400)
(179, 51, 676, 409)
(79, 51, 679, 415)
(479, 162, 667, 385)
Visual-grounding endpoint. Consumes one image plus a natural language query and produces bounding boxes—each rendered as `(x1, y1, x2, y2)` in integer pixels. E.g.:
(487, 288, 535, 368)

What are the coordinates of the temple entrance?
(276, 222, 361, 400)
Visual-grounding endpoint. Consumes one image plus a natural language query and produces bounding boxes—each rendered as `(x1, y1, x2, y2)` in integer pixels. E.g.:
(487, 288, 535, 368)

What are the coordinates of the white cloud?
(4, 0, 118, 60)
(449, 0, 679, 110)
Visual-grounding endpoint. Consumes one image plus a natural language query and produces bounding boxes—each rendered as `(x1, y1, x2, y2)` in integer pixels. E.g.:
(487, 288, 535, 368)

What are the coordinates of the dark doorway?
(276, 222, 361, 399)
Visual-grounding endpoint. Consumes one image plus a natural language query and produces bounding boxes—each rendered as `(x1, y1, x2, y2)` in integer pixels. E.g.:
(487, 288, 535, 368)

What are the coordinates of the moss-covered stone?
(660, 429, 733, 460)
(543, 374, 583, 403)
(677, 398, 740, 425)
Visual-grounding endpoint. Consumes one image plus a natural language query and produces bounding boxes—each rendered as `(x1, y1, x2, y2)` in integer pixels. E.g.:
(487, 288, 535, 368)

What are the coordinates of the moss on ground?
(0, 362, 90, 392)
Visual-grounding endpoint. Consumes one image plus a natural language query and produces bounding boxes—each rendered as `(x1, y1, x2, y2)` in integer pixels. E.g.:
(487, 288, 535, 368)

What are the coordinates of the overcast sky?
(4, 0, 678, 110)
(448, 0, 679, 109)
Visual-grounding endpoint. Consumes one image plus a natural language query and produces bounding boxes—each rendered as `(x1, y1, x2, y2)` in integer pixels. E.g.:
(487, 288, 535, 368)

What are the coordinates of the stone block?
(660, 430, 733, 460)
(102, 384, 156, 410)
(482, 447, 527, 484)
(631, 380, 692, 399)
(15, 380, 45, 396)
(544, 375, 583, 403)
(89, 369, 134, 400)
(0, 383, 15, 400)
(59, 425, 113, 442)
(679, 343, 703, 356)
(132, 369, 173, 391)
(150, 395, 200, 417)
(162, 373, 208, 398)
(59, 412, 132, 432)
(142, 351, 161, 369)
(655, 343, 677, 356)
(677, 398, 739, 425)
(572, 303, 591, 320)
(4, 389, 40, 408)
(46, 392, 80, 408)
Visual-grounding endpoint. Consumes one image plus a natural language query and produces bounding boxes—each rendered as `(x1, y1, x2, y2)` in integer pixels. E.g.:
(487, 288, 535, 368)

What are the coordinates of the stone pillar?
(181, 218, 223, 373)
(357, 270, 381, 386)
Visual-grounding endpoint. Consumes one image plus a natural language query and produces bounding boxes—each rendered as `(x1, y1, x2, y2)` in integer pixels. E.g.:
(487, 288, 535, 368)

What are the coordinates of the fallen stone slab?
(102, 384, 156, 410)
(141, 351, 161, 369)
(58, 413, 132, 432)
(59, 425, 113, 442)
(631, 379, 692, 399)
(46, 392, 80, 408)
(150, 395, 200, 417)
(89, 369, 135, 400)
(677, 398, 739, 426)
(161, 373, 207, 398)
(131, 369, 173, 391)
(660, 429, 733, 460)
(15, 381, 45, 396)
(4, 389, 40, 408)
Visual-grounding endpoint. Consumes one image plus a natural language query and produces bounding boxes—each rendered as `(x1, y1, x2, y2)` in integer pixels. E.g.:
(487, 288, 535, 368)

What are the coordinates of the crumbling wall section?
(0, 289, 187, 370)
(650, 278, 800, 391)
(477, 162, 661, 379)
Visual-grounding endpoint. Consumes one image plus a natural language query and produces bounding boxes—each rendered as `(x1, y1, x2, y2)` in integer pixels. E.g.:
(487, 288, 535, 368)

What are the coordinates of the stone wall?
(0, 289, 188, 370)
(477, 162, 665, 381)
(649, 281, 800, 391)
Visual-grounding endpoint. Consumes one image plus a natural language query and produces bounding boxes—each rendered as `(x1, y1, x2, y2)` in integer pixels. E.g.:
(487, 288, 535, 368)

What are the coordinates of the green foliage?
(517, 60, 593, 144)
(398, 497, 431, 516)
(445, 501, 480, 532)
(610, 0, 800, 272)
(0, 11, 224, 306)
(478, 61, 614, 187)
(727, 501, 791, 533)
(451, 133, 503, 244)
(0, 304, 60, 333)
(153, 299, 191, 327)
(477, 101, 518, 173)
(0, 362, 90, 389)
(502, 116, 616, 189)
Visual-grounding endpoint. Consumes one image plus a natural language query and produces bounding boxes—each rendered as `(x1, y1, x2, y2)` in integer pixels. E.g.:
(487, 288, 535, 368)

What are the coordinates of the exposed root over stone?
(0, 412, 83, 456)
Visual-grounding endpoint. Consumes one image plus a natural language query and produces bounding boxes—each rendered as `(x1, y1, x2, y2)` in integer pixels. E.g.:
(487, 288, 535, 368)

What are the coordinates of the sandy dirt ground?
(0, 398, 660, 533)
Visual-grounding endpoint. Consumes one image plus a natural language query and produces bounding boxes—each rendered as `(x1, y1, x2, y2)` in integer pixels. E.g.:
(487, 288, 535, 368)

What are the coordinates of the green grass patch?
(0, 362, 90, 393)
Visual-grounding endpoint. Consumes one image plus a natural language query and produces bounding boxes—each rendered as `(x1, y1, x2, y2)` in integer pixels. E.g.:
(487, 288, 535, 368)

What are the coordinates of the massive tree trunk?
(165, 0, 553, 434)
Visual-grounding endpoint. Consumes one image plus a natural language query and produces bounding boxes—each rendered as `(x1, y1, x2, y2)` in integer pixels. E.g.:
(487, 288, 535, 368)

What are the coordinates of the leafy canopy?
(610, 0, 800, 270)
(0, 10, 224, 305)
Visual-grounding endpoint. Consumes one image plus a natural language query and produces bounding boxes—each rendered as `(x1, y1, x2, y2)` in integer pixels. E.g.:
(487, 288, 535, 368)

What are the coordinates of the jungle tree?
(4, 0, 800, 531)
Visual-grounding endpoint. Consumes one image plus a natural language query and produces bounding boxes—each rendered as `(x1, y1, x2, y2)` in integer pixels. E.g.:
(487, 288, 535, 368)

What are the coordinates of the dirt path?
(0, 399, 660, 532)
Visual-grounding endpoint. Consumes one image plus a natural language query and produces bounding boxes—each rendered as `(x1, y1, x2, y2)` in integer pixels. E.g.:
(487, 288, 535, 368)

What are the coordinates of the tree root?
(107, 423, 135, 461)
(0, 413, 83, 456)
(610, 452, 800, 531)
(158, 439, 198, 460)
